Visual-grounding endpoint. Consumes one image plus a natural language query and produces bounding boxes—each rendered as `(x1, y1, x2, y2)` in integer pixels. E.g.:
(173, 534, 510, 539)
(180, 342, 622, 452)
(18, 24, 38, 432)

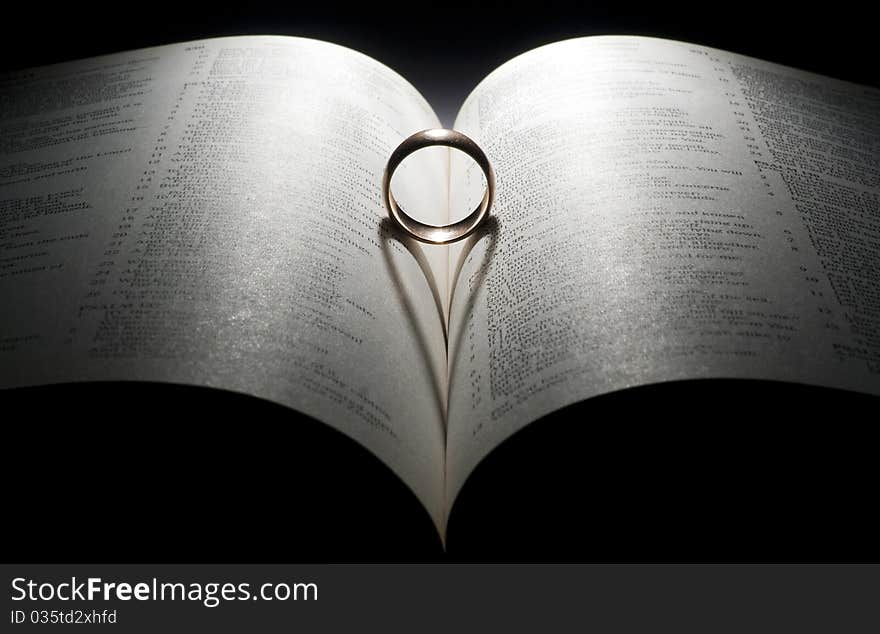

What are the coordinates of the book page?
(0, 36, 449, 529)
(446, 36, 880, 501)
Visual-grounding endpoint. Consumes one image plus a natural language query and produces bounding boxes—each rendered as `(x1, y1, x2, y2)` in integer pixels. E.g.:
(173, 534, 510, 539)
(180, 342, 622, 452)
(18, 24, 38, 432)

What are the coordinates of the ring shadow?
(447, 216, 499, 406)
(378, 216, 500, 426)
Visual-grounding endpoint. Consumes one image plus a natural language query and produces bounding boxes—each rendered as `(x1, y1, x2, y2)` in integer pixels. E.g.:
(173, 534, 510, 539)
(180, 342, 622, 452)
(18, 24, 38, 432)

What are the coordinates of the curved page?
(0, 36, 448, 529)
(447, 36, 880, 502)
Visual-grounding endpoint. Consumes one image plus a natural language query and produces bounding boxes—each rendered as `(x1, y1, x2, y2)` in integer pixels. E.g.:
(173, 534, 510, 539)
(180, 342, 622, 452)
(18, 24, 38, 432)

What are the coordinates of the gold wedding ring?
(382, 129, 495, 244)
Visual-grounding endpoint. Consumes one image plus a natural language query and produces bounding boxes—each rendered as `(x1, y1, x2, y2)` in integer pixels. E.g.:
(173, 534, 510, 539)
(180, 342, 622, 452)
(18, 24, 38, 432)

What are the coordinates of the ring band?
(382, 129, 495, 245)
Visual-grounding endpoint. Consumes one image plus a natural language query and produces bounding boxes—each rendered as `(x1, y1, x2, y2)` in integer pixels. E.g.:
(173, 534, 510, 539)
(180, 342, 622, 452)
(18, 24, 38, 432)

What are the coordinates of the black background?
(1, 0, 879, 122)
(2, 1, 879, 562)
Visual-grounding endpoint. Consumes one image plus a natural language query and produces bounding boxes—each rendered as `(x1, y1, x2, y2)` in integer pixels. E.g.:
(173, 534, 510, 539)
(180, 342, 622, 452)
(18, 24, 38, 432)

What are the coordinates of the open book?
(2, 35, 878, 545)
